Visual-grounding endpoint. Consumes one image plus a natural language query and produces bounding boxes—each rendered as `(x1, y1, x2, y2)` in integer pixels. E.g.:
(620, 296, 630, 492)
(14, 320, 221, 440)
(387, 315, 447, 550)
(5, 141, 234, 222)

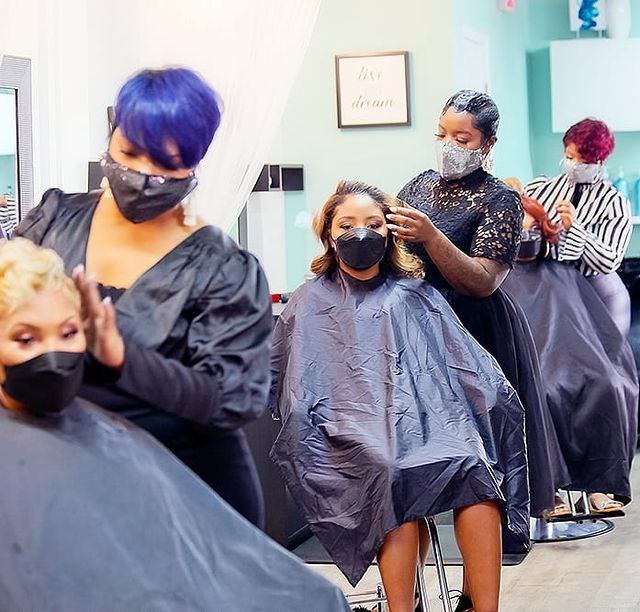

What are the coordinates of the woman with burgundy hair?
(502, 178, 637, 517)
(524, 118, 632, 335)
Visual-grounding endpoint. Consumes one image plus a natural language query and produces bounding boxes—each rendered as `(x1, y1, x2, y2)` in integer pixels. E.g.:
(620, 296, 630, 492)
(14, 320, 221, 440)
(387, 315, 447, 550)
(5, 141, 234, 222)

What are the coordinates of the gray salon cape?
(0, 400, 349, 611)
(503, 260, 637, 501)
(269, 271, 530, 586)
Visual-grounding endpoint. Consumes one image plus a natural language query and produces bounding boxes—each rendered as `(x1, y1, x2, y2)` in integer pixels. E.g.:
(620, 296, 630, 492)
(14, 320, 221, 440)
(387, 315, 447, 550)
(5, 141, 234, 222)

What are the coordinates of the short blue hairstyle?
(114, 67, 222, 170)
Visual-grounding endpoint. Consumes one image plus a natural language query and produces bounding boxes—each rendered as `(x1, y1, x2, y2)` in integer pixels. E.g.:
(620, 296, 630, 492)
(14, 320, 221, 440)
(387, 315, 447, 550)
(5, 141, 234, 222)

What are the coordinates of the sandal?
(588, 493, 624, 514)
(543, 494, 572, 519)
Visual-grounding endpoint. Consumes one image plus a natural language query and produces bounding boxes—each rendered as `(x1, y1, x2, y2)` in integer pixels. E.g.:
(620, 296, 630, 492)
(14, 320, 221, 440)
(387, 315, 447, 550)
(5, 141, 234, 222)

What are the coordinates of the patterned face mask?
(561, 158, 603, 185)
(435, 140, 485, 181)
(100, 153, 198, 223)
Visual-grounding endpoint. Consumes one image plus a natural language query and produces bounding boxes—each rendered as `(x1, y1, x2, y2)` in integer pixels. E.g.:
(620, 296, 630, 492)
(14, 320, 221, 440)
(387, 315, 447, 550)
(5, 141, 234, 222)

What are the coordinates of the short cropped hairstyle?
(0, 238, 80, 318)
(442, 90, 500, 140)
(310, 180, 424, 279)
(114, 67, 222, 170)
(563, 118, 615, 164)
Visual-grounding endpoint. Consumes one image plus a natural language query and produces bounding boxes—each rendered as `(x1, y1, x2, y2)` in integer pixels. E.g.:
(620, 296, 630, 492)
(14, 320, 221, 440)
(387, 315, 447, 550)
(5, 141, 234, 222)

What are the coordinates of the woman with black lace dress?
(389, 91, 569, 609)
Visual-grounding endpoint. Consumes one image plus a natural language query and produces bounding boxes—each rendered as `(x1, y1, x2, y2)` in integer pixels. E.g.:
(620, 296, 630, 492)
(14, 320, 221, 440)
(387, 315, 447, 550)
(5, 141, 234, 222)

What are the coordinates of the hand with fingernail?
(385, 205, 435, 243)
(72, 264, 125, 370)
(554, 200, 576, 230)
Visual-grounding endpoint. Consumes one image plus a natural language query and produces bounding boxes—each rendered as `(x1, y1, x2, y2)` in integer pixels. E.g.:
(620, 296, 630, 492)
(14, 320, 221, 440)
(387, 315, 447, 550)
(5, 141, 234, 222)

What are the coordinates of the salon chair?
(530, 489, 624, 543)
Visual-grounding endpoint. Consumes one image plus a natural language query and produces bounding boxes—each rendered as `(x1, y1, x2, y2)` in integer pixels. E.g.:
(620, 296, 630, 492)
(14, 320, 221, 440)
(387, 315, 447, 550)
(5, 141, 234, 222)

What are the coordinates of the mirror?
(0, 55, 33, 235)
(0, 86, 18, 238)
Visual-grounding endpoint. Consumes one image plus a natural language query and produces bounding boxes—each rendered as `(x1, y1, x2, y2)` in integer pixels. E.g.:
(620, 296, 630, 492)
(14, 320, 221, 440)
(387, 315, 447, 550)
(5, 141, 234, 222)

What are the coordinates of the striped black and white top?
(524, 173, 632, 277)
(0, 199, 19, 239)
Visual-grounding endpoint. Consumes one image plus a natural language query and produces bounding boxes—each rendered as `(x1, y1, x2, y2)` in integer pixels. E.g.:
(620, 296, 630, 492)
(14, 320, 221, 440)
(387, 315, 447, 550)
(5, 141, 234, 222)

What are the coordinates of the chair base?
(530, 517, 615, 542)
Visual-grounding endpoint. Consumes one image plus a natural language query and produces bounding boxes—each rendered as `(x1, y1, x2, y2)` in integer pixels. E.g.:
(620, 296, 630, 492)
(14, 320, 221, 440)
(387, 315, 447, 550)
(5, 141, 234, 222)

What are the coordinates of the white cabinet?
(550, 38, 640, 132)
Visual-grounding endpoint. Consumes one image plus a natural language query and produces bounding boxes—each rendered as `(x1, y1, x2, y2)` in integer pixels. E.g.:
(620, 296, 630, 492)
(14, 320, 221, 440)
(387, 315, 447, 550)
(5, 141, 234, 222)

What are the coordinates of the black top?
(98, 284, 126, 304)
(397, 168, 523, 290)
(15, 189, 273, 443)
(397, 170, 567, 521)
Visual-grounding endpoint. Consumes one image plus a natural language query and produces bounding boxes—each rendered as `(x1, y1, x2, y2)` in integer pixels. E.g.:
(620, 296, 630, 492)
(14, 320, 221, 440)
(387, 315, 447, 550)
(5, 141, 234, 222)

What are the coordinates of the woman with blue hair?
(15, 67, 272, 527)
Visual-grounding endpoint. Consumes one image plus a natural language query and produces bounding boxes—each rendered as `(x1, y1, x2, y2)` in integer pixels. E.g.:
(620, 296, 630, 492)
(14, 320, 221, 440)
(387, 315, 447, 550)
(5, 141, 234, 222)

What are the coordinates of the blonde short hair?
(0, 238, 80, 318)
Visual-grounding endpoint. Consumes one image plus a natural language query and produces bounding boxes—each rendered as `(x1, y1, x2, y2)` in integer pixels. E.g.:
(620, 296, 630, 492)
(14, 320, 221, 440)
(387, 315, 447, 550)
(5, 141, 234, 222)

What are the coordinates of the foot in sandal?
(544, 493, 572, 518)
(588, 493, 624, 514)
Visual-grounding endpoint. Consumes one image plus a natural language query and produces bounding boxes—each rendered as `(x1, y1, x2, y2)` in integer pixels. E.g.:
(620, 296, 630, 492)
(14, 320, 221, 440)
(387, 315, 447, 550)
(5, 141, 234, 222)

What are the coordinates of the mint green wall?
(273, 0, 640, 289)
(273, 0, 536, 290)
(453, 0, 533, 180)
(269, 0, 455, 291)
(527, 0, 640, 256)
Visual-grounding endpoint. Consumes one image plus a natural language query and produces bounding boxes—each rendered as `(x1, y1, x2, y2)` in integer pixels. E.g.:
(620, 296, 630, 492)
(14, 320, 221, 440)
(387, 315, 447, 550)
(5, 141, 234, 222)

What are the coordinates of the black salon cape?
(269, 272, 529, 586)
(0, 400, 349, 612)
(503, 261, 638, 501)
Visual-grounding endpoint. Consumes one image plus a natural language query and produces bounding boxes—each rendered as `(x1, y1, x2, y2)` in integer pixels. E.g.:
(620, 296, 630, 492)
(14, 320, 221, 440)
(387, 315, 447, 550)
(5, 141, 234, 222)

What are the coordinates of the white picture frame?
(335, 51, 411, 128)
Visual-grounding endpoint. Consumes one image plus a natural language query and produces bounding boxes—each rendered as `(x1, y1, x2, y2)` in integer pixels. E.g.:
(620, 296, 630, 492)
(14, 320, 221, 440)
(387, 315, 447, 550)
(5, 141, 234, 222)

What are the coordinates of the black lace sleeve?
(470, 187, 523, 266)
(397, 171, 433, 207)
(397, 171, 435, 259)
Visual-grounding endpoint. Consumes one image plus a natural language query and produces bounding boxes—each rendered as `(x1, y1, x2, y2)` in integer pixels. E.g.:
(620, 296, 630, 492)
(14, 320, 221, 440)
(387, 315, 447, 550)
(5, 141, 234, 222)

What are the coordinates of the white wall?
(2, 0, 318, 237)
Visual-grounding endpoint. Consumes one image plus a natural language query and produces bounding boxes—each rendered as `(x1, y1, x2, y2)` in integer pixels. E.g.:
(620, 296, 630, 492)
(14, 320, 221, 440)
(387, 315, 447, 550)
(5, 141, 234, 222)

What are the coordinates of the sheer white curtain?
(130, 0, 322, 230)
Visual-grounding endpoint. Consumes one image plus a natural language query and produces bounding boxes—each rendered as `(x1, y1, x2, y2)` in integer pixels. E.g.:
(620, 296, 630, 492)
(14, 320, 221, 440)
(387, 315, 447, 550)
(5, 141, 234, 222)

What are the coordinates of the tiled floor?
(312, 454, 640, 611)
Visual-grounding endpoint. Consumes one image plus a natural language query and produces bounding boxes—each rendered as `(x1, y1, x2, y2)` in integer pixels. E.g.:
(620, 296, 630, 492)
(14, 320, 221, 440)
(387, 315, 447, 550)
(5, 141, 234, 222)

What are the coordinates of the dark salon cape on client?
(503, 260, 637, 501)
(269, 271, 529, 586)
(0, 400, 350, 612)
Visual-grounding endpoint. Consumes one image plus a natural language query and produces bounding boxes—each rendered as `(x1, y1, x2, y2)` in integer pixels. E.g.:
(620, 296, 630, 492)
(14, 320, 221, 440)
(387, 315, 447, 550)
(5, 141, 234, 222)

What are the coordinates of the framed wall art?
(335, 51, 410, 128)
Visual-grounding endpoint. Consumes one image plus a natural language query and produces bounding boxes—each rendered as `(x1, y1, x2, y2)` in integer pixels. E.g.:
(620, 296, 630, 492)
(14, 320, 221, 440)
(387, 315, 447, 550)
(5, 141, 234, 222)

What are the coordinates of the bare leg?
(453, 501, 502, 612)
(377, 521, 420, 612)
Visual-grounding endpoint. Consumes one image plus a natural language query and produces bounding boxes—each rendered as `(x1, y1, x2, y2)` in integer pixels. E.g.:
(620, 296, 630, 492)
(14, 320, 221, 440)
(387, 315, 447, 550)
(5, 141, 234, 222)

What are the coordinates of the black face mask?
(101, 153, 198, 224)
(517, 229, 542, 262)
(334, 228, 387, 270)
(2, 351, 84, 416)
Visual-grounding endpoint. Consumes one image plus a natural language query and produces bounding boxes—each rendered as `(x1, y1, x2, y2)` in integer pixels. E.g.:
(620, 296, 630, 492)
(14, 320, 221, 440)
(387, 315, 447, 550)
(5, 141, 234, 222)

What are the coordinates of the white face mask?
(561, 158, 602, 184)
(435, 140, 485, 181)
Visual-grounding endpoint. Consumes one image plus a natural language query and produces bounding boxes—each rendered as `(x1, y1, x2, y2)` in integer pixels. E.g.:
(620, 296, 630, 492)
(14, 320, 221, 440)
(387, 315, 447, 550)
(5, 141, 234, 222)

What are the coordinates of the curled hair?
(563, 118, 615, 164)
(0, 238, 80, 318)
(521, 195, 561, 245)
(442, 90, 500, 140)
(310, 180, 424, 279)
(115, 67, 222, 170)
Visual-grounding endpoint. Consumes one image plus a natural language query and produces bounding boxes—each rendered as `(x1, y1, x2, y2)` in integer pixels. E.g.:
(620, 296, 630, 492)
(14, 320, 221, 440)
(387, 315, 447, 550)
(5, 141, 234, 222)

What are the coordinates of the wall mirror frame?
(0, 55, 34, 222)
